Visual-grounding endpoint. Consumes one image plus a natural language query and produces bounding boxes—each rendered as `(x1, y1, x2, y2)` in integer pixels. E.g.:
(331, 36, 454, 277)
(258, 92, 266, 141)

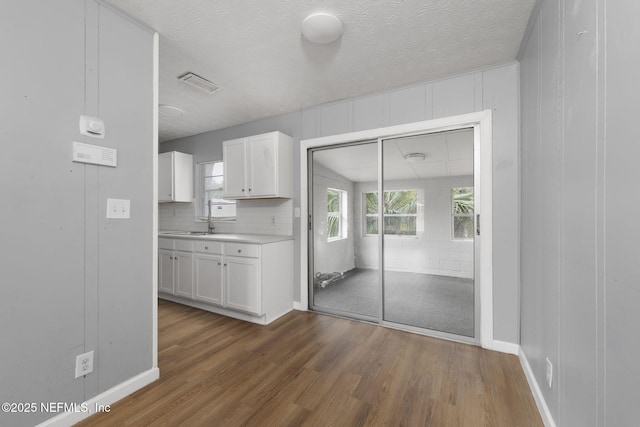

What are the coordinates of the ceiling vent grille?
(178, 72, 219, 93)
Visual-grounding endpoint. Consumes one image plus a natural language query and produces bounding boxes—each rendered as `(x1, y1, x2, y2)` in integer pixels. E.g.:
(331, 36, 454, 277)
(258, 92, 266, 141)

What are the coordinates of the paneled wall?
(162, 62, 520, 344)
(519, 0, 640, 425)
(0, 2, 155, 426)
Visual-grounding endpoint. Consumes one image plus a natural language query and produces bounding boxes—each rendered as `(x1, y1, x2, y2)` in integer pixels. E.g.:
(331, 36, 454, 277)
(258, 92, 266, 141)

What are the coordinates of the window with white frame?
(327, 188, 347, 241)
(197, 161, 236, 220)
(364, 189, 418, 236)
(451, 187, 474, 240)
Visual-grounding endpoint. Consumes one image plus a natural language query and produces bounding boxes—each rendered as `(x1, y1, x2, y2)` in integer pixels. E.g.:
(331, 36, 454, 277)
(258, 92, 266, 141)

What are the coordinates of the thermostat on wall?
(72, 141, 117, 167)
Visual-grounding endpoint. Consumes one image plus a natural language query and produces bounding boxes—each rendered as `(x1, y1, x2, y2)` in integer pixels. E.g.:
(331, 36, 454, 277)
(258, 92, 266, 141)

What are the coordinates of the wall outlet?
(106, 198, 130, 219)
(75, 351, 94, 378)
(545, 357, 553, 388)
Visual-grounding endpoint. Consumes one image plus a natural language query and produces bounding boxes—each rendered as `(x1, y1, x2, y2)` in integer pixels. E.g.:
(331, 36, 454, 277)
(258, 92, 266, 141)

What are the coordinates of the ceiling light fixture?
(158, 104, 184, 118)
(404, 153, 426, 162)
(302, 12, 343, 44)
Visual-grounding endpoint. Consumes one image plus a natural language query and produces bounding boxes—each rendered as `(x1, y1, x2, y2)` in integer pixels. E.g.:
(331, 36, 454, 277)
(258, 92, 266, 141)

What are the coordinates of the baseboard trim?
(485, 339, 520, 355)
(293, 301, 307, 311)
(519, 348, 556, 427)
(37, 367, 159, 427)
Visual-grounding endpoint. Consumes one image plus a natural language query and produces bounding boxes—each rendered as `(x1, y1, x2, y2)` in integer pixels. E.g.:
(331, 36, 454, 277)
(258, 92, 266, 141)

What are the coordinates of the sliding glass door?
(309, 129, 478, 341)
(308, 141, 380, 321)
(381, 130, 476, 337)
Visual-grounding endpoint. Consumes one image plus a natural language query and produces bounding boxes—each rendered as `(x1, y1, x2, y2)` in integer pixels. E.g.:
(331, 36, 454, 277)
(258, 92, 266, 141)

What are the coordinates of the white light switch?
(107, 198, 130, 219)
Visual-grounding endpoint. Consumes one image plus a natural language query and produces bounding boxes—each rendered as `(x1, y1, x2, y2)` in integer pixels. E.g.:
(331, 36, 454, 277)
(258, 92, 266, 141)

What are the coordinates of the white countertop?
(158, 231, 293, 244)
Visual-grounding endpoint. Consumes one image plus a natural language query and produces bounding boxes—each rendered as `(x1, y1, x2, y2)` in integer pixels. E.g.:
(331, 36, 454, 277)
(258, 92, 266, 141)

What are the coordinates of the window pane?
(383, 190, 417, 215)
(366, 216, 378, 234)
(327, 214, 340, 238)
(365, 192, 378, 214)
(453, 216, 474, 239)
(452, 187, 474, 214)
(203, 162, 223, 177)
(327, 189, 340, 213)
(383, 216, 416, 235)
(204, 176, 223, 191)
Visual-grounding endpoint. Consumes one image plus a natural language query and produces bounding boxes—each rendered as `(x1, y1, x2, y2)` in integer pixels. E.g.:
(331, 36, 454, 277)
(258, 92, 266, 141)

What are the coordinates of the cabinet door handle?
(205, 246, 208, 250)
(224, 263, 227, 266)
(237, 249, 242, 253)
(241, 188, 245, 192)
(248, 188, 251, 192)
(217, 262, 221, 266)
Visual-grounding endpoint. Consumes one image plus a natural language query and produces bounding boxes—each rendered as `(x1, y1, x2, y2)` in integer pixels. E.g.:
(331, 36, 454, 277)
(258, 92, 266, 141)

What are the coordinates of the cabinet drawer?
(225, 242, 259, 258)
(175, 240, 193, 252)
(193, 241, 223, 254)
(158, 238, 174, 250)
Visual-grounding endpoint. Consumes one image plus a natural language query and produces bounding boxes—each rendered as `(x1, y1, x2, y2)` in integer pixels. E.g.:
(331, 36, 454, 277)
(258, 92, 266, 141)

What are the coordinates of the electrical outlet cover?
(75, 351, 94, 378)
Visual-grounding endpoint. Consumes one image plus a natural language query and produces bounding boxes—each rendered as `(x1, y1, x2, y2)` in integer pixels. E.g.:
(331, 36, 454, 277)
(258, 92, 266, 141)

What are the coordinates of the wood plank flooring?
(77, 300, 542, 426)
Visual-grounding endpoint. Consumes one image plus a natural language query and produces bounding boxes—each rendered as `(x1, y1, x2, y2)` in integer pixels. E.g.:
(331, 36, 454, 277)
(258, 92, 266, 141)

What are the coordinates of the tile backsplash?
(159, 198, 293, 236)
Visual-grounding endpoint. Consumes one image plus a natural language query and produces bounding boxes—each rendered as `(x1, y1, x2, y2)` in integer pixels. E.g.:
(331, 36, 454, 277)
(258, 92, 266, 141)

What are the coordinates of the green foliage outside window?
(365, 190, 417, 236)
(452, 187, 474, 240)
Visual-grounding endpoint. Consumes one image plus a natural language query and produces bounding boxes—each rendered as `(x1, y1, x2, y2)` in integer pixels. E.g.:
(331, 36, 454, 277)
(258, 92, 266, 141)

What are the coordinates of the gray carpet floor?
(313, 268, 474, 337)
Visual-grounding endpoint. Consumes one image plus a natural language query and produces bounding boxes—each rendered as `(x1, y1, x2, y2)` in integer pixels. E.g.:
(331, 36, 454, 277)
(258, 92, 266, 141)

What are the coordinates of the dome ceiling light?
(301, 12, 343, 44)
(158, 104, 184, 118)
(404, 153, 426, 162)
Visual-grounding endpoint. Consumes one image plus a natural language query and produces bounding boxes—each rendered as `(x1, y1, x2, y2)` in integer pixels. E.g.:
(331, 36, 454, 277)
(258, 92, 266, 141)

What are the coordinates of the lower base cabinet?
(194, 253, 223, 306)
(159, 237, 293, 325)
(224, 255, 259, 314)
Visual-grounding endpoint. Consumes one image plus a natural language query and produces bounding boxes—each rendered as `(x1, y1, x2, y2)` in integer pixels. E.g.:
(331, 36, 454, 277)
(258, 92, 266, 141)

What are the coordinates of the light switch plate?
(107, 198, 130, 219)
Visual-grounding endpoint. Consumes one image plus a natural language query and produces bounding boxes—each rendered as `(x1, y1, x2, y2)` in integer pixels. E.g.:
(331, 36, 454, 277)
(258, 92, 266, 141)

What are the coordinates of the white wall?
(519, 0, 640, 425)
(0, 2, 156, 426)
(312, 164, 356, 275)
(354, 176, 473, 278)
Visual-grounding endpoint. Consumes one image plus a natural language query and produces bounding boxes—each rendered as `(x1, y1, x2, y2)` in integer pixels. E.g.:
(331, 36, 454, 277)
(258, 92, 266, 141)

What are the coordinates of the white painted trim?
(300, 110, 494, 346)
(36, 368, 159, 427)
(152, 32, 159, 369)
(487, 340, 520, 355)
(293, 301, 307, 311)
(519, 348, 557, 427)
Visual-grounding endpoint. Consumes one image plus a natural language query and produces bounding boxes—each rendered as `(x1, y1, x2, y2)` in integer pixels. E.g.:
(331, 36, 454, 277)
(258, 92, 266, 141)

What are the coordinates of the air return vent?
(178, 72, 219, 93)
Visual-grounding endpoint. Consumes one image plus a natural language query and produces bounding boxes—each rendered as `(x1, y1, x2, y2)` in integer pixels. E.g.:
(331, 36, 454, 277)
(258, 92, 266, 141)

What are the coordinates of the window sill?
(327, 236, 347, 243)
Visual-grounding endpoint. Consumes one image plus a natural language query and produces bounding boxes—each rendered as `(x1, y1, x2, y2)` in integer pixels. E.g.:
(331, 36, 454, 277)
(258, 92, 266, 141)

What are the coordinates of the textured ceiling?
(313, 129, 474, 182)
(104, 0, 535, 142)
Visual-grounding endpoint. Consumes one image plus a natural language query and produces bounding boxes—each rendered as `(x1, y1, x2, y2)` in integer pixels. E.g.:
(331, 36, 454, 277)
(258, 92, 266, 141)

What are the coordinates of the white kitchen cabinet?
(158, 151, 193, 202)
(158, 250, 175, 294)
(158, 239, 193, 298)
(222, 131, 292, 199)
(194, 253, 224, 306)
(158, 236, 293, 325)
(224, 253, 260, 315)
(174, 251, 194, 298)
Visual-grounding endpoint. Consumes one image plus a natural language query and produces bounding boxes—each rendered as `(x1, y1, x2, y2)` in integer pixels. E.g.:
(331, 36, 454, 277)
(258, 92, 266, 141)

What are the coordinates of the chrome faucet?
(207, 199, 215, 234)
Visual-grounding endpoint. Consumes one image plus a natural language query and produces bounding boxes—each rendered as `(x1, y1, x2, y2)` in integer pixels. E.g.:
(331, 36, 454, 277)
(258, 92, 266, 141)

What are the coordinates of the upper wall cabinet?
(159, 151, 193, 203)
(223, 131, 293, 199)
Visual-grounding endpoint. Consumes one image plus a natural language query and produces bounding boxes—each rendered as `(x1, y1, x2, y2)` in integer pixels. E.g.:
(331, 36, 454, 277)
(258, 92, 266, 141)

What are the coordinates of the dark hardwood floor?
(77, 299, 542, 426)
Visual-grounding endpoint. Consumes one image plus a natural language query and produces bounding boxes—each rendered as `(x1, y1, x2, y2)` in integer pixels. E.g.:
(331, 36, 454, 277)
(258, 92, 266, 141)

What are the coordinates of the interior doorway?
(301, 112, 492, 345)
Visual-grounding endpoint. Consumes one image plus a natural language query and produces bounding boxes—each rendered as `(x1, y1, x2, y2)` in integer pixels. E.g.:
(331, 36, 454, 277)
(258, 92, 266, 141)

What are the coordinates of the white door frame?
(299, 110, 494, 349)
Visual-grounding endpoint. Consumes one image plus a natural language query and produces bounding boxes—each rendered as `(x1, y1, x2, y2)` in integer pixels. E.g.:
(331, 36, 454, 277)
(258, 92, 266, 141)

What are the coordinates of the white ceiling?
(313, 128, 474, 182)
(104, 0, 535, 142)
